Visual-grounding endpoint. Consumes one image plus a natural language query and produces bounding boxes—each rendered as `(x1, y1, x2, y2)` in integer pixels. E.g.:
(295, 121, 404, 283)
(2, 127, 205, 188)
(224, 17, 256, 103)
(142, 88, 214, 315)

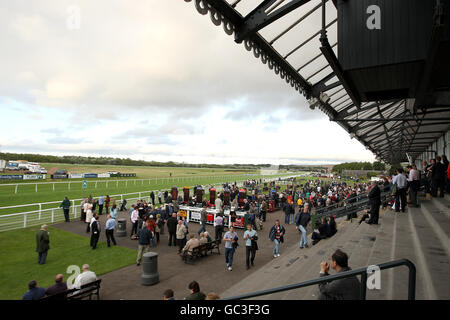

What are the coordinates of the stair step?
(407, 203, 450, 299)
(366, 209, 396, 300)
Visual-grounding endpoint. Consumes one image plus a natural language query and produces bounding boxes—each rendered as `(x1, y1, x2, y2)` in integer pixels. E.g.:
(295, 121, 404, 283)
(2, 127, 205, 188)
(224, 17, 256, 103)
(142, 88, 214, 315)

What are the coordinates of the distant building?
(260, 165, 279, 175)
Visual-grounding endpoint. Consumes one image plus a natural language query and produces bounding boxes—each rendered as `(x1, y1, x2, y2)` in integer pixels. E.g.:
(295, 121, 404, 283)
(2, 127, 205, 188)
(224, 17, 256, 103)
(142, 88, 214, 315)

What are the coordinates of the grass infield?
(0, 225, 136, 300)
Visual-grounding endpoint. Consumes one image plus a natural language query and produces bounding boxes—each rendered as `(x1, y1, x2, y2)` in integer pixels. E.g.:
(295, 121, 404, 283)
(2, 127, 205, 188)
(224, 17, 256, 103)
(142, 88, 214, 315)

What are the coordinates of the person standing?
(243, 224, 258, 270)
(214, 214, 224, 244)
(90, 215, 101, 250)
(110, 203, 118, 220)
(295, 204, 310, 249)
(283, 201, 290, 225)
(269, 219, 285, 258)
(215, 195, 223, 215)
(367, 181, 381, 224)
(136, 221, 153, 266)
(105, 195, 111, 215)
(59, 196, 71, 222)
(98, 195, 105, 215)
(197, 206, 208, 235)
(176, 220, 188, 254)
(223, 226, 238, 271)
(150, 191, 155, 206)
(158, 191, 162, 204)
(431, 156, 446, 198)
(407, 165, 420, 207)
(260, 199, 268, 222)
(130, 206, 139, 239)
(393, 168, 408, 212)
(80, 198, 86, 222)
(105, 214, 117, 247)
(167, 213, 178, 246)
(84, 200, 93, 233)
(36, 225, 50, 265)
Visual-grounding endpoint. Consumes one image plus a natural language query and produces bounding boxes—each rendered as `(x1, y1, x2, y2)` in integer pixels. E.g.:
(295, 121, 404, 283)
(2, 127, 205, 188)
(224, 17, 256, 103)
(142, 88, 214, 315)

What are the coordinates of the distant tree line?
(0, 152, 271, 170)
(332, 161, 386, 173)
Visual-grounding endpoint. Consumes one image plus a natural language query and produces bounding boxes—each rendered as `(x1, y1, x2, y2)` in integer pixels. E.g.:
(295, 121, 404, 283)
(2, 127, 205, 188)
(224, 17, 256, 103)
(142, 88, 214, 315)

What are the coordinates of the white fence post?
(39, 204, 42, 220)
(53, 183, 55, 191)
(35, 184, 38, 193)
(24, 214, 27, 228)
(51, 209, 55, 223)
(15, 184, 18, 194)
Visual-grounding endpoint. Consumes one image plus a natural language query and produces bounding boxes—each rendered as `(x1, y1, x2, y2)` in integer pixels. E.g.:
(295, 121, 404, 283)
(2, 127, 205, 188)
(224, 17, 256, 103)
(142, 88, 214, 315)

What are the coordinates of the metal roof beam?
(234, 0, 312, 43)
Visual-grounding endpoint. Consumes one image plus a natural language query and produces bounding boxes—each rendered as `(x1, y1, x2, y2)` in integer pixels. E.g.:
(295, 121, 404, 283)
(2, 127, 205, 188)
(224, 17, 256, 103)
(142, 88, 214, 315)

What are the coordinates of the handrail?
(222, 259, 416, 300)
(314, 190, 392, 219)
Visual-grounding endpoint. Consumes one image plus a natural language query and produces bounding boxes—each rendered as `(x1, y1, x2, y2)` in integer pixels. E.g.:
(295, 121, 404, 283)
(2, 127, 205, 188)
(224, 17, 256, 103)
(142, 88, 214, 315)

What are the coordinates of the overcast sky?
(0, 0, 375, 165)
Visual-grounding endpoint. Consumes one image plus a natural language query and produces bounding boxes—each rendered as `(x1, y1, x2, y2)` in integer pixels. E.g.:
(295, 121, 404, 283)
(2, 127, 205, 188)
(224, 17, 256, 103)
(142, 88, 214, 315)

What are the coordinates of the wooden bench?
(182, 240, 221, 264)
(41, 279, 102, 301)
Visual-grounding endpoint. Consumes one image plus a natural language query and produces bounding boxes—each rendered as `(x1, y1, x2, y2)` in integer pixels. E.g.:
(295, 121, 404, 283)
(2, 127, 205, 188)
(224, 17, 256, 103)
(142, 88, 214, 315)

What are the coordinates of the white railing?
(0, 175, 303, 232)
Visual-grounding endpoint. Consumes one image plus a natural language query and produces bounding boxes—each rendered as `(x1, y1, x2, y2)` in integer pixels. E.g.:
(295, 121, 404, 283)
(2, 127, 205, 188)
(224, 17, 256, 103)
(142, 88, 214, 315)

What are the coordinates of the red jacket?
(447, 163, 450, 180)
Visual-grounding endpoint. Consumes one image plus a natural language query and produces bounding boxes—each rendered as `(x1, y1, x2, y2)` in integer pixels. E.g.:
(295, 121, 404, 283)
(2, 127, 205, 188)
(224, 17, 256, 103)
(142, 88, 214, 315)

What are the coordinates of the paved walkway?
(53, 207, 302, 300)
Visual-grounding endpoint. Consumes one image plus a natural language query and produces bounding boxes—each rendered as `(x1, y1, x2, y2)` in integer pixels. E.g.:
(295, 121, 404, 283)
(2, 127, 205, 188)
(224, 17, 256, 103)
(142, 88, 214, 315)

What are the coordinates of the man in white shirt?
(407, 165, 420, 207)
(215, 196, 223, 214)
(72, 264, 97, 289)
(393, 168, 408, 212)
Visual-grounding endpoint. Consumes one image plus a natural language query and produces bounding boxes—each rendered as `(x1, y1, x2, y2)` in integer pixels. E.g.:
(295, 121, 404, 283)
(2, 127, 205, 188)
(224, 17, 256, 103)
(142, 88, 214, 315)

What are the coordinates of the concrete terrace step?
(366, 208, 397, 300)
(407, 200, 450, 299)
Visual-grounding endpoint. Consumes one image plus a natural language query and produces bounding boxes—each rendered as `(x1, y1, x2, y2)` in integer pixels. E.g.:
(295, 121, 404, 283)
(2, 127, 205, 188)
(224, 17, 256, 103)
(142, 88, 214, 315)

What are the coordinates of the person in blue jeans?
(243, 224, 258, 270)
(269, 220, 285, 258)
(223, 226, 238, 271)
(295, 204, 311, 249)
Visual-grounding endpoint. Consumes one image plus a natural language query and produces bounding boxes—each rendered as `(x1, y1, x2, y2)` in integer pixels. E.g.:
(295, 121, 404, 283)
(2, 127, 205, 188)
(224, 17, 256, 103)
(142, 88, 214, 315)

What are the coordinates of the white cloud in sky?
(0, 0, 375, 165)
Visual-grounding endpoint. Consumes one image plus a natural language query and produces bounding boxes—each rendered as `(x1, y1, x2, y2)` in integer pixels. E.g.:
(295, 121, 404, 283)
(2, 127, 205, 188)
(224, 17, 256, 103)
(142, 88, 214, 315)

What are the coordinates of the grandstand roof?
(185, 0, 450, 164)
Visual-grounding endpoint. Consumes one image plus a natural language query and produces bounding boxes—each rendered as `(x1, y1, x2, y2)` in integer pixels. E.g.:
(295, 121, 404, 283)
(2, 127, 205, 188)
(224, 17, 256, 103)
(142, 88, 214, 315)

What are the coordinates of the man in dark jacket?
(269, 220, 285, 257)
(36, 225, 50, 264)
(150, 191, 155, 206)
(59, 196, 71, 222)
(318, 249, 361, 300)
(90, 215, 101, 250)
(431, 156, 446, 198)
(367, 181, 381, 225)
(45, 274, 68, 298)
(22, 280, 45, 300)
(295, 204, 310, 249)
(185, 281, 206, 300)
(137, 221, 153, 266)
(166, 213, 178, 246)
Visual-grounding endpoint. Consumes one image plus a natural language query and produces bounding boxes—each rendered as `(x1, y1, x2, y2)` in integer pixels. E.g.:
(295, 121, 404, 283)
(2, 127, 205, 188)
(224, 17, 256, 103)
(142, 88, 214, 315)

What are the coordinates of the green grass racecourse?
(0, 226, 136, 300)
(0, 167, 295, 215)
